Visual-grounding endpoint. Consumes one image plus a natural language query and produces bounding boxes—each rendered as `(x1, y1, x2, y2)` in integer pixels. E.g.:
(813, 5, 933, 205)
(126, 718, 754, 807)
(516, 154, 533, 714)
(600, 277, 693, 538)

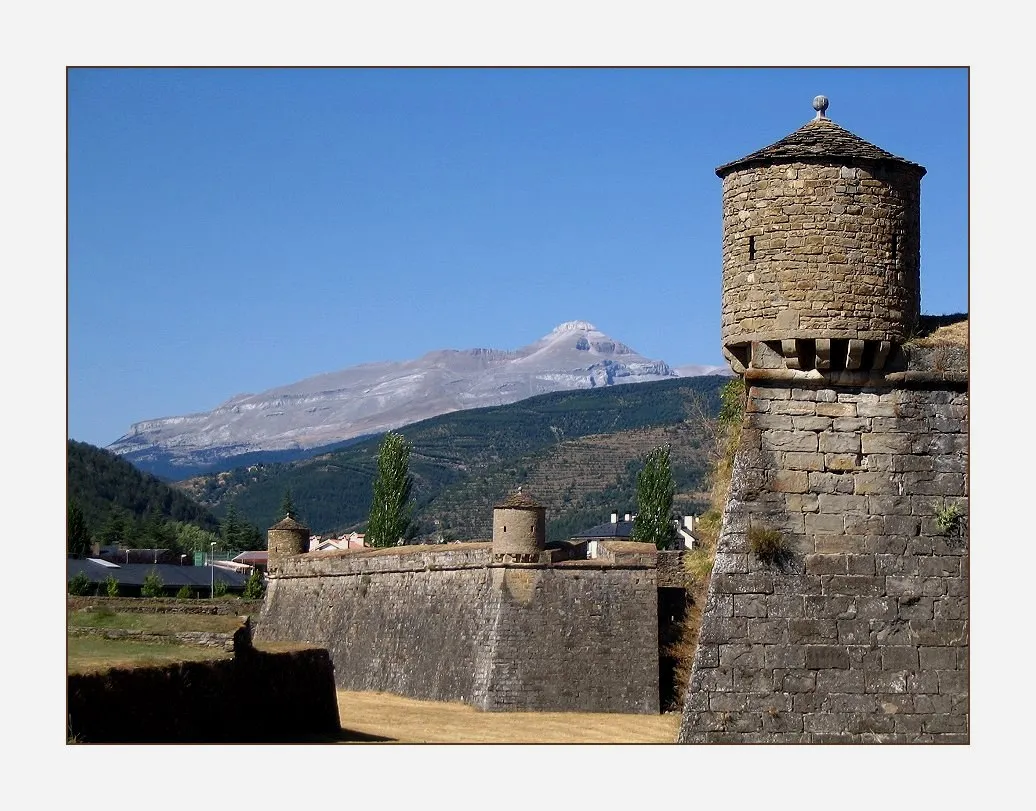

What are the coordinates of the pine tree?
(633, 444, 677, 550)
(279, 489, 297, 520)
(67, 500, 91, 558)
(366, 432, 415, 548)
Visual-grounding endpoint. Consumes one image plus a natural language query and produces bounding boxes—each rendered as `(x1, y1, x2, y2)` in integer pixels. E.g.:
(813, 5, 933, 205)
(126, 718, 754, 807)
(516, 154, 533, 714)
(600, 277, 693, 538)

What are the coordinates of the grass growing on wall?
(668, 377, 745, 707)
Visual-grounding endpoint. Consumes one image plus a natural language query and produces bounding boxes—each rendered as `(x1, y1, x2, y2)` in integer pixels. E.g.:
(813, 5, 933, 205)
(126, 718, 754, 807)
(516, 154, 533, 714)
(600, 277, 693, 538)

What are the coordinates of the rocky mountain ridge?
(109, 321, 726, 477)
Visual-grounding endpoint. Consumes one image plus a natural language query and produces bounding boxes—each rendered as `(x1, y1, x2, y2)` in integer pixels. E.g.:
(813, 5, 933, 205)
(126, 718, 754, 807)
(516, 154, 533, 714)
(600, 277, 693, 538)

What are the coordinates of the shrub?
(141, 570, 164, 598)
(936, 501, 965, 535)
(213, 579, 228, 598)
(104, 574, 120, 598)
(68, 572, 91, 596)
(242, 568, 265, 600)
(748, 525, 792, 568)
(176, 585, 193, 600)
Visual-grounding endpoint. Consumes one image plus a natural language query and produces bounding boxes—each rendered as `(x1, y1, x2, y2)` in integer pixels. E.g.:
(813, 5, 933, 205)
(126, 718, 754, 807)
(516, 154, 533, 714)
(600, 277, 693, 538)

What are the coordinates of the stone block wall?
(720, 162, 921, 348)
(679, 383, 969, 743)
(476, 565, 659, 713)
(256, 544, 660, 713)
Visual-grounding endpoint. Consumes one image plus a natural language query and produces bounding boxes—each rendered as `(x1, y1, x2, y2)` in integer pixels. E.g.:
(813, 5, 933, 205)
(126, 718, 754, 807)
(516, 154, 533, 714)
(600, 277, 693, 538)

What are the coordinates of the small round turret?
(492, 488, 546, 563)
(717, 96, 926, 375)
(267, 514, 310, 572)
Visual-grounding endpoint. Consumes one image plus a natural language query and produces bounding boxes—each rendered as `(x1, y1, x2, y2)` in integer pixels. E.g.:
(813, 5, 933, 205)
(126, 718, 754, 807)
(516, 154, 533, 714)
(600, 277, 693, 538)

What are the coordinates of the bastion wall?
(256, 543, 660, 713)
(679, 376, 969, 742)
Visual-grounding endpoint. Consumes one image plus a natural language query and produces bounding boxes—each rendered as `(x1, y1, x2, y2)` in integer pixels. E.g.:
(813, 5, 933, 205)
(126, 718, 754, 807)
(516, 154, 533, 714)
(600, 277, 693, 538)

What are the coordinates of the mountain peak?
(549, 320, 597, 335)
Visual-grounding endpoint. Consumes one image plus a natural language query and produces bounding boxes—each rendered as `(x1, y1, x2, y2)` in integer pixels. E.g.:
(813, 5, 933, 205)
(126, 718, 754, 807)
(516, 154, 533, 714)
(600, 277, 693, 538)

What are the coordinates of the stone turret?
(717, 95, 926, 376)
(491, 488, 546, 563)
(267, 514, 310, 573)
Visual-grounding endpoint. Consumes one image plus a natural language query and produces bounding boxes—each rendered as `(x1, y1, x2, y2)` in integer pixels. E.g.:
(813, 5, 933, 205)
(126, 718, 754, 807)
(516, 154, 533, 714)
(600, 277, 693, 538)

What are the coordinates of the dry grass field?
(67, 636, 231, 674)
(334, 690, 681, 744)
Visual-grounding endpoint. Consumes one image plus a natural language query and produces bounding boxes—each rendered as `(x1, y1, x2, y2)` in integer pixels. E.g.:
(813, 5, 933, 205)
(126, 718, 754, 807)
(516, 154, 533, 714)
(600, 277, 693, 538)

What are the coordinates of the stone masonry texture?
(678, 384, 969, 743)
(720, 161, 921, 352)
(256, 544, 659, 714)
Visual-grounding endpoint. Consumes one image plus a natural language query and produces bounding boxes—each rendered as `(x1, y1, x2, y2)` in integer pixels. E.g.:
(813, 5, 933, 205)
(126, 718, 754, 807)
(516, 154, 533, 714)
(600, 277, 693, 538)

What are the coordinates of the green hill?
(66, 440, 243, 552)
(176, 375, 729, 542)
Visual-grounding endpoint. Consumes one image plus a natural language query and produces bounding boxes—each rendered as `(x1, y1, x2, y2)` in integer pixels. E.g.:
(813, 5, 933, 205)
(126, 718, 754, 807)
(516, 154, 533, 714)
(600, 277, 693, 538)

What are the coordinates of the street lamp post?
(210, 541, 217, 599)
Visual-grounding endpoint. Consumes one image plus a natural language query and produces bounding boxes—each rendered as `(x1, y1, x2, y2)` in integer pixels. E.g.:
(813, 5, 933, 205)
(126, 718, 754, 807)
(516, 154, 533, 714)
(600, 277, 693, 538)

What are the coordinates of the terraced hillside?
(425, 421, 712, 541)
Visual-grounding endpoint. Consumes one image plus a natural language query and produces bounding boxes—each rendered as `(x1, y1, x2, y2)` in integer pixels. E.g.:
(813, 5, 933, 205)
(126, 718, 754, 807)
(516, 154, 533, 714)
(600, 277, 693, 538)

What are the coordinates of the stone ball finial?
(812, 95, 829, 119)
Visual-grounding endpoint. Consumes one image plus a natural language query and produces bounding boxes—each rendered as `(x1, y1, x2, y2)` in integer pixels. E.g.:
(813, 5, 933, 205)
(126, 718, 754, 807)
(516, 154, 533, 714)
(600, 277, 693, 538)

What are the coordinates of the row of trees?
(67, 500, 265, 558)
(361, 430, 687, 551)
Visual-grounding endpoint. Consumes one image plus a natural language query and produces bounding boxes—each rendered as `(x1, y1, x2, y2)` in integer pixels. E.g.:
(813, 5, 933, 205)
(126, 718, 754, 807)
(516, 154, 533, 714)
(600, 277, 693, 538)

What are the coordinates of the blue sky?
(67, 67, 969, 449)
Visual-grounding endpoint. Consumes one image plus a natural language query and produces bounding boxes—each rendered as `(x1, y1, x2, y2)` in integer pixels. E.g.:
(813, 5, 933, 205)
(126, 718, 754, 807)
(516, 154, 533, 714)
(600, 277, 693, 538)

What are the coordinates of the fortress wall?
(476, 565, 659, 713)
(679, 383, 969, 743)
(257, 546, 493, 704)
(256, 545, 660, 713)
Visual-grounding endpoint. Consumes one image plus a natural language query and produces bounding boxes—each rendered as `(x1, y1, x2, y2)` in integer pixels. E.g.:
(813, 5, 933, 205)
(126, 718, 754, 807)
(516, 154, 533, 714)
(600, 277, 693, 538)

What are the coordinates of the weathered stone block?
(805, 553, 849, 577)
(805, 646, 850, 669)
(919, 646, 956, 670)
(816, 402, 857, 417)
(804, 513, 844, 534)
(809, 471, 854, 493)
(923, 714, 968, 734)
(747, 618, 789, 643)
(789, 618, 838, 643)
(868, 495, 913, 515)
(919, 556, 961, 577)
(853, 472, 900, 495)
(823, 575, 883, 596)
(819, 431, 861, 454)
(784, 493, 820, 513)
(865, 670, 908, 694)
(898, 596, 933, 620)
(843, 514, 884, 535)
(762, 430, 818, 452)
(699, 616, 750, 644)
(792, 416, 832, 431)
(854, 596, 896, 619)
(770, 470, 809, 493)
(763, 645, 807, 668)
(765, 594, 806, 617)
(862, 433, 912, 454)
(882, 646, 919, 670)
(733, 595, 767, 617)
(813, 534, 856, 554)
(818, 493, 868, 514)
(776, 669, 817, 692)
(938, 670, 969, 695)
(803, 712, 849, 734)
(825, 454, 861, 472)
(884, 515, 921, 536)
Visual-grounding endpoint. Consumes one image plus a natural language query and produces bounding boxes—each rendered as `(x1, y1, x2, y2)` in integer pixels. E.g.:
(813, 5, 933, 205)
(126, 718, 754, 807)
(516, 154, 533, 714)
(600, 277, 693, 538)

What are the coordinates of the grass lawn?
(67, 636, 232, 674)
(335, 690, 681, 744)
(67, 609, 243, 634)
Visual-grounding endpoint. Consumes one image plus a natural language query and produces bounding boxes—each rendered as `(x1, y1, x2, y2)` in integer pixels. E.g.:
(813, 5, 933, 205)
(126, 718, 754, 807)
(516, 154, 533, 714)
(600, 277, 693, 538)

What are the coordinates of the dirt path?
(335, 690, 681, 744)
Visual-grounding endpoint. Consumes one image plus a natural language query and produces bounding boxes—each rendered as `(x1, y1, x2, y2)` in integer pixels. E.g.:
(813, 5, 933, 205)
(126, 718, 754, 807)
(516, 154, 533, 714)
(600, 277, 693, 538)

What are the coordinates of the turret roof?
(494, 489, 544, 510)
(270, 514, 309, 531)
(716, 116, 926, 178)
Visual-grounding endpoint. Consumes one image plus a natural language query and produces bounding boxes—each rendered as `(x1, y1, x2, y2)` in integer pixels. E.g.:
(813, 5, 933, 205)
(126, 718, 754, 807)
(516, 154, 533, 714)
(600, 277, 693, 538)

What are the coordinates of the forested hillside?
(176, 375, 729, 541)
(66, 440, 263, 553)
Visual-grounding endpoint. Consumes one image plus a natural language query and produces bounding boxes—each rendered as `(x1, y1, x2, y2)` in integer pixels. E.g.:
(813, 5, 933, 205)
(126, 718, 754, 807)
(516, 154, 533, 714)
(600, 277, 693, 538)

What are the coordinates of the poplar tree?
(67, 500, 91, 558)
(366, 432, 415, 548)
(632, 443, 677, 550)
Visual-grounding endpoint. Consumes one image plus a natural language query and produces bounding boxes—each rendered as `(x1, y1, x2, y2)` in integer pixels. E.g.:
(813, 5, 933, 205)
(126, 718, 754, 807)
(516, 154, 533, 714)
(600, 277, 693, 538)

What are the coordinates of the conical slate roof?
(716, 115, 926, 178)
(270, 514, 309, 531)
(494, 489, 544, 510)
